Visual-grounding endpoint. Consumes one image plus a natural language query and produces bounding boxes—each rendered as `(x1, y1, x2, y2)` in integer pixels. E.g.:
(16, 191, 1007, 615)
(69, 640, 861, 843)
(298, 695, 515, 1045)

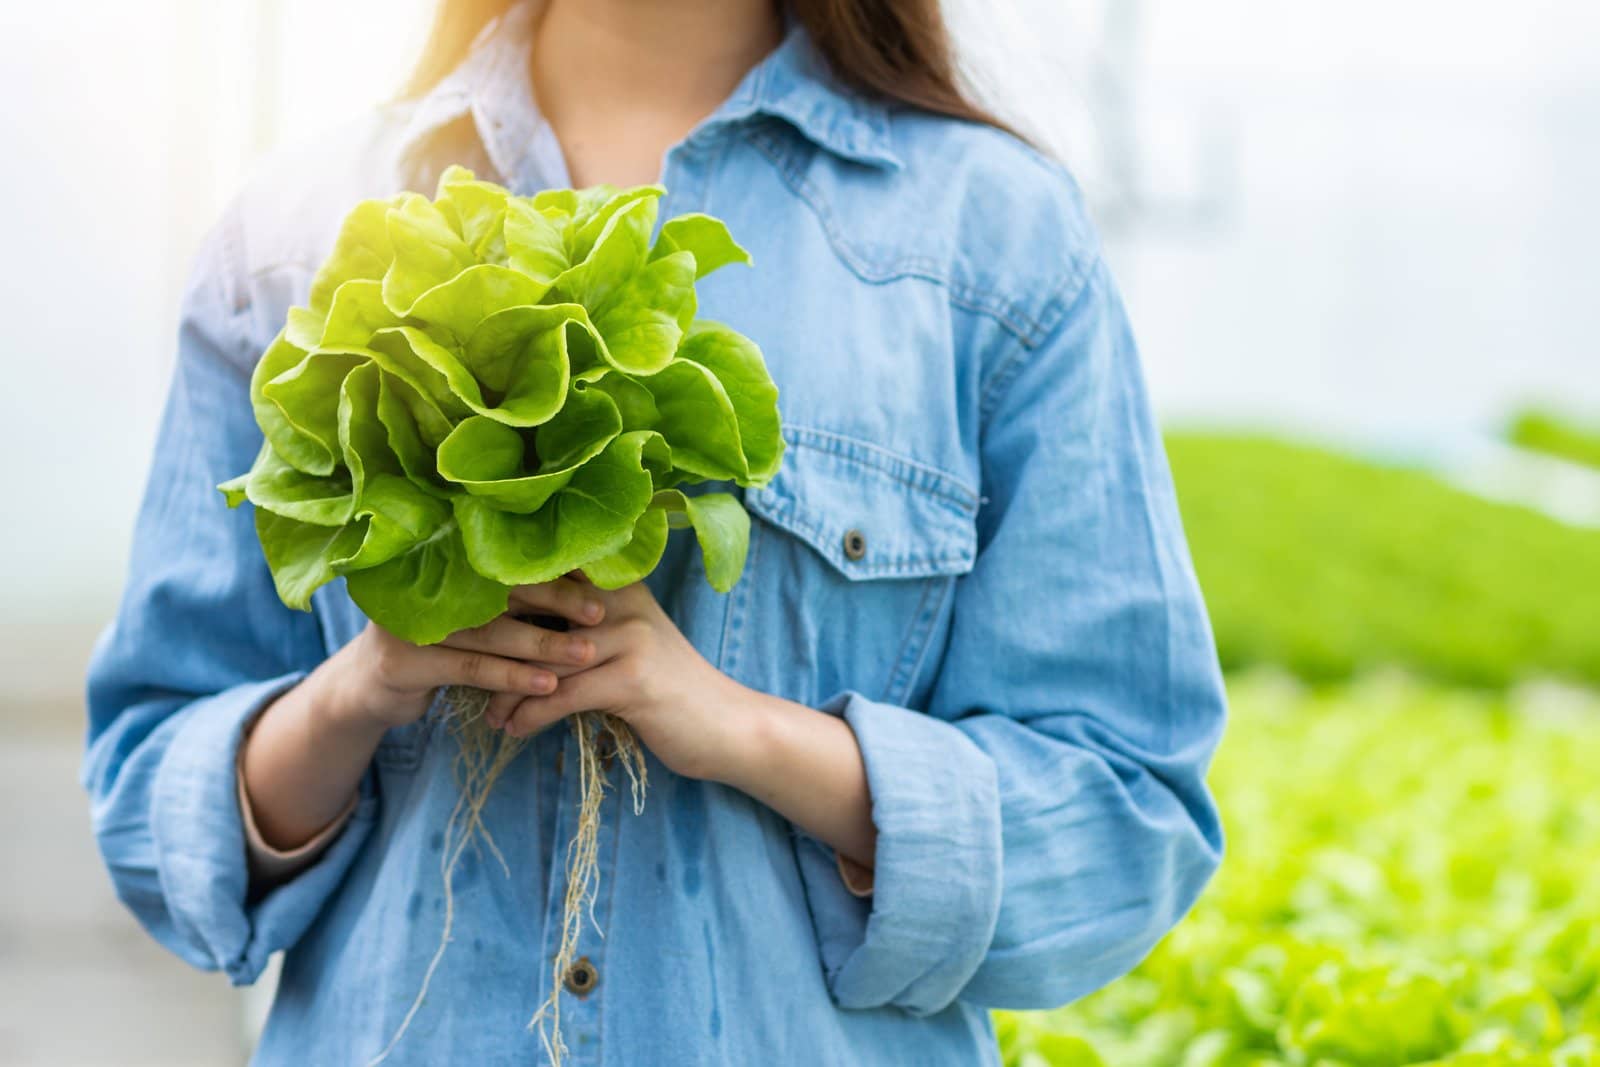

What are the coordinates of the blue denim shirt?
(82, 6, 1226, 1064)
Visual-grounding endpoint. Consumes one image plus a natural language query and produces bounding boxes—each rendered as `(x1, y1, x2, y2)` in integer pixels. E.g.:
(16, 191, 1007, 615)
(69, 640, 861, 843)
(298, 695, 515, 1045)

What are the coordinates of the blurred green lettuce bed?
(998, 672, 1600, 1067)
(995, 431, 1600, 1065)
(1508, 410, 1600, 472)
(1165, 432, 1600, 689)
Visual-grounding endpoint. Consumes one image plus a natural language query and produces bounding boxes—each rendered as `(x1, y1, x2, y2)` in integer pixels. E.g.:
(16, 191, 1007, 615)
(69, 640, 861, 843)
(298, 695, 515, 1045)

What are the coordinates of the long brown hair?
(399, 0, 1006, 131)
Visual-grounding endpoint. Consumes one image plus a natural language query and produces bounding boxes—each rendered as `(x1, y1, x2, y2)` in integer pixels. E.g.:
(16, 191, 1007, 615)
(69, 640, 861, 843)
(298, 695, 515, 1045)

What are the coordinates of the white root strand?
(368, 686, 645, 1067)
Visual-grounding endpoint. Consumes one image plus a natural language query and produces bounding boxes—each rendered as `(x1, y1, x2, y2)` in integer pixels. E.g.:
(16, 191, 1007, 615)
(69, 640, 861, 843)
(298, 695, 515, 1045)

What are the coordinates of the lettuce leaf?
(220, 165, 782, 644)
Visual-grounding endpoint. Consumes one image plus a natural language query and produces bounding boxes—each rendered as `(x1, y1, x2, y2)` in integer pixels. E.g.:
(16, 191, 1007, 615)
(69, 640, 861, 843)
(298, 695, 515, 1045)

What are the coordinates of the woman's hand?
(482, 579, 880, 870)
(241, 577, 604, 852)
(325, 577, 607, 731)
(484, 581, 750, 782)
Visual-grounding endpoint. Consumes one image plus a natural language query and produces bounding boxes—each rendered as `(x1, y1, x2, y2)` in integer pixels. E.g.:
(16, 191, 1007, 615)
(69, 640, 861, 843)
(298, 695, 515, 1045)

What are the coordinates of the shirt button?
(564, 956, 599, 997)
(842, 528, 867, 561)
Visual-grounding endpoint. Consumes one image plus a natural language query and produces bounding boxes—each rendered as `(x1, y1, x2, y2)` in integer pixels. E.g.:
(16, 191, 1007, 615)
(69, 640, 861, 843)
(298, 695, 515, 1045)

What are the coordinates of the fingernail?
(583, 601, 603, 623)
(531, 673, 556, 694)
(571, 638, 594, 663)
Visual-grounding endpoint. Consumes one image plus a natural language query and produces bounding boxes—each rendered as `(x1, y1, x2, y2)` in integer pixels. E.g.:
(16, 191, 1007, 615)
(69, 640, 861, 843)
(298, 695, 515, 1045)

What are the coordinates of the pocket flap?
(745, 427, 978, 580)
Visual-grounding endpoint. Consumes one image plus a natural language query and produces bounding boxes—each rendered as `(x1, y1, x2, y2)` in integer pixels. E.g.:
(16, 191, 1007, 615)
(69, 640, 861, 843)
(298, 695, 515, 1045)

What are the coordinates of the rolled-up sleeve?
(802, 254, 1227, 1016)
(80, 205, 378, 986)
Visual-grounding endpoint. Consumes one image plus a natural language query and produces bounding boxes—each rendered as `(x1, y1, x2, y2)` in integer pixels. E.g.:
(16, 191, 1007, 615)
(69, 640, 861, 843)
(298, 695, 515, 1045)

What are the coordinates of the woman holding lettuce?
(83, 0, 1227, 1062)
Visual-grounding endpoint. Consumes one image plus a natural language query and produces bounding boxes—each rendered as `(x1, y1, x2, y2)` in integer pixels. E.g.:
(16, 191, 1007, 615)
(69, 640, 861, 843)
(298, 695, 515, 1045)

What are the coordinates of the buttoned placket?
(535, 725, 616, 1065)
(420, 14, 902, 1056)
(437, 15, 743, 1057)
(525, 129, 721, 1067)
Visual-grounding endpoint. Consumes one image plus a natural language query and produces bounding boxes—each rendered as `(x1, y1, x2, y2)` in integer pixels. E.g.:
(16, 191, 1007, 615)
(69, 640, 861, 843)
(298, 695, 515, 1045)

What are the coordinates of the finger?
(441, 615, 597, 669)
(596, 580, 658, 619)
(426, 645, 557, 697)
(504, 666, 616, 739)
(508, 578, 604, 626)
(568, 614, 652, 666)
(483, 689, 524, 731)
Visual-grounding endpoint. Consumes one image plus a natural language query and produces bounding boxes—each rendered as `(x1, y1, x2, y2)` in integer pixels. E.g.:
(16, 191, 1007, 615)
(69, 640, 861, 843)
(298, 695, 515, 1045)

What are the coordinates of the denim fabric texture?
(82, 5, 1227, 1064)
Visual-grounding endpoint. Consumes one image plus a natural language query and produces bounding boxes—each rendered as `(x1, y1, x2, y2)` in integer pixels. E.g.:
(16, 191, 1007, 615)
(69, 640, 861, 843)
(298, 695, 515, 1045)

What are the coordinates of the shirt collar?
(397, 1, 903, 185)
(703, 14, 903, 169)
(396, 1, 548, 188)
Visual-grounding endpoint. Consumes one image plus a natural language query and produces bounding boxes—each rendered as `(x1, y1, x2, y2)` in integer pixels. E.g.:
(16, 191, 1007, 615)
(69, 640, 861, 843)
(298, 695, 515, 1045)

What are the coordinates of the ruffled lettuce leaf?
(255, 508, 366, 610)
(582, 488, 749, 593)
(651, 214, 752, 279)
(651, 489, 750, 593)
(382, 194, 476, 315)
(221, 169, 782, 642)
(581, 505, 670, 589)
(245, 443, 354, 526)
(676, 321, 783, 485)
(249, 331, 333, 475)
(503, 198, 570, 283)
(403, 264, 550, 344)
(434, 165, 510, 257)
(308, 197, 401, 315)
(453, 429, 665, 586)
(258, 349, 368, 476)
(344, 521, 509, 645)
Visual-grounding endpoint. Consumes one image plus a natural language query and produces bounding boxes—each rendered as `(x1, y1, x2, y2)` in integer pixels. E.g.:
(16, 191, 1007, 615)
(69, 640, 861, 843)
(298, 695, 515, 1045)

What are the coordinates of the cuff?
(151, 671, 380, 985)
(835, 852, 875, 898)
(795, 690, 1003, 1015)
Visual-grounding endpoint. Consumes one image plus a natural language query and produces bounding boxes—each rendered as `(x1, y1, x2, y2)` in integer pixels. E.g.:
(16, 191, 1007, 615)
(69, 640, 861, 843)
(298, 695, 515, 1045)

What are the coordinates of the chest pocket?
(723, 427, 978, 710)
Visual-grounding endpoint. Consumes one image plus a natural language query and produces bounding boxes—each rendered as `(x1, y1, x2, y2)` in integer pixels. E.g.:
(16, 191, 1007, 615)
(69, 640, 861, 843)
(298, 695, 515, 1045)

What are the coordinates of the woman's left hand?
(483, 580, 752, 783)
(483, 577, 879, 869)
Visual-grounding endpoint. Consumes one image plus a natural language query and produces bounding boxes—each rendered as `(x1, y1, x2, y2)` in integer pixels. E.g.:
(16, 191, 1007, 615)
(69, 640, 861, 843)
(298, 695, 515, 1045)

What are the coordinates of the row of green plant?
(998, 672, 1600, 1067)
(1164, 432, 1600, 689)
(1507, 410, 1600, 471)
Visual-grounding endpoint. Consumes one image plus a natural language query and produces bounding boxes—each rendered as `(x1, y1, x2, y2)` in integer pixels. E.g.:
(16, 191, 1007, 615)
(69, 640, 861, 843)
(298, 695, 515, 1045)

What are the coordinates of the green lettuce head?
(219, 167, 783, 644)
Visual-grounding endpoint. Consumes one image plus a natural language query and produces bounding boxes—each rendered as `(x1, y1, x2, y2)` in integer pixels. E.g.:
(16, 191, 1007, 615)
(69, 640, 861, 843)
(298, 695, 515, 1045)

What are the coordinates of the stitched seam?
(786, 427, 975, 507)
(698, 134, 736, 217)
(979, 253, 1103, 418)
(214, 206, 319, 675)
(882, 576, 940, 706)
(978, 341, 1032, 423)
(214, 205, 346, 702)
(717, 510, 758, 674)
(781, 426, 978, 511)
(744, 128, 1051, 346)
(754, 493, 971, 571)
(747, 493, 972, 578)
(750, 126, 1033, 336)
(761, 96, 900, 169)
(593, 777, 625, 1063)
(899, 574, 953, 708)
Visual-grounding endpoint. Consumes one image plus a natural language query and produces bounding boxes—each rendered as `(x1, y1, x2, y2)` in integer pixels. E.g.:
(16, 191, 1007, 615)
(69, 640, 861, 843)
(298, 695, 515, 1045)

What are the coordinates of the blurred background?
(2, 0, 1596, 1064)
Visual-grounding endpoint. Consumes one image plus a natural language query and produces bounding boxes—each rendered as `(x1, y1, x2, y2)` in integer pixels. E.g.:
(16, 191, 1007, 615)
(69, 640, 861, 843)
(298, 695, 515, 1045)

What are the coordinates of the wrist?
(703, 676, 784, 792)
(306, 652, 394, 746)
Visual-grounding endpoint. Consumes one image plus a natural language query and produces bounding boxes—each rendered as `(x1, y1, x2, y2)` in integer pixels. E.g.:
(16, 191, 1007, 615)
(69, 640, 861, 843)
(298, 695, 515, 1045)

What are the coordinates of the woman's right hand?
(322, 577, 609, 731)
(241, 577, 607, 852)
